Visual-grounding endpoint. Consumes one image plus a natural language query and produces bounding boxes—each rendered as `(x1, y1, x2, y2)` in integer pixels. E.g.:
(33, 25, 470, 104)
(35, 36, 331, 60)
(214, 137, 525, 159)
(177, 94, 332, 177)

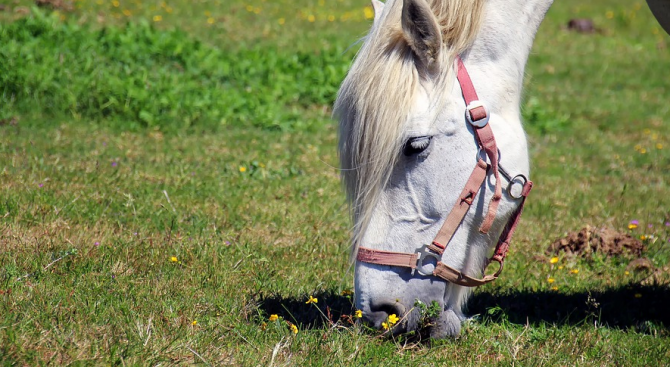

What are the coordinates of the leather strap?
(456, 57, 502, 234)
(492, 180, 533, 262)
(433, 261, 499, 287)
(357, 247, 418, 269)
(431, 158, 489, 252)
(357, 247, 501, 286)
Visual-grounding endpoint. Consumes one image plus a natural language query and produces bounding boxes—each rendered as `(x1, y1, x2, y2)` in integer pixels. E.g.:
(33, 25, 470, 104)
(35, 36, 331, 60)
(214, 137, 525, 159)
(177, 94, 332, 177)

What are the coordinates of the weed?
(414, 299, 442, 329)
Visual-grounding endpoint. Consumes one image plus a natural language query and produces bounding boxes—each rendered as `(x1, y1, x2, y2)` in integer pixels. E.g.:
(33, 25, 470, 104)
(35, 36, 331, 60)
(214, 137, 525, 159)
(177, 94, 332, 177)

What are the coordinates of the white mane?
(334, 0, 485, 257)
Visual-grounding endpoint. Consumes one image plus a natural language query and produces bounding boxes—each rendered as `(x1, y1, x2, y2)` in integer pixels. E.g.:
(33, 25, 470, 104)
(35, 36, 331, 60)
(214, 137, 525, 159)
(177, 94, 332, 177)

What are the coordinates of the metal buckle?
(465, 100, 489, 128)
(412, 245, 440, 276)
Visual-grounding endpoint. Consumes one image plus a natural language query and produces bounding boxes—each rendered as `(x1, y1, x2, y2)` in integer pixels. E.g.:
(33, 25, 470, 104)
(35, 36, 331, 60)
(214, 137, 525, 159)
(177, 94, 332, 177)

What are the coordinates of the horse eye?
(403, 136, 432, 156)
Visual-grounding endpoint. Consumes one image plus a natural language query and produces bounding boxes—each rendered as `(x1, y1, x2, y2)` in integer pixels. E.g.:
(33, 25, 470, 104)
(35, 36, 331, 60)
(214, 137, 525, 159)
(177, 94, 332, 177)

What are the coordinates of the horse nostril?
(367, 299, 407, 328)
(372, 299, 406, 317)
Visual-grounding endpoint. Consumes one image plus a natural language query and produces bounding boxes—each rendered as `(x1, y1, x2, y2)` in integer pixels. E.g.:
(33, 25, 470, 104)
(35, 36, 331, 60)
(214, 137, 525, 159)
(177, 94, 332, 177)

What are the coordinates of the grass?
(1, 0, 670, 365)
(0, 9, 352, 131)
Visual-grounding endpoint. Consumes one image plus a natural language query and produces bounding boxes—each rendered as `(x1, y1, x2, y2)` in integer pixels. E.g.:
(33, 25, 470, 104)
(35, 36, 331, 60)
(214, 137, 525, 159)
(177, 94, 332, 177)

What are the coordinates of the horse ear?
(371, 0, 384, 23)
(401, 0, 442, 67)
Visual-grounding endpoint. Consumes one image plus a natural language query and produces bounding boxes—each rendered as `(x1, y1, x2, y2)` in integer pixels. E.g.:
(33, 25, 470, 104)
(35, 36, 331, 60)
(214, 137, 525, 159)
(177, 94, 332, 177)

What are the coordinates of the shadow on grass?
(258, 290, 356, 329)
(468, 284, 670, 334)
(258, 284, 670, 334)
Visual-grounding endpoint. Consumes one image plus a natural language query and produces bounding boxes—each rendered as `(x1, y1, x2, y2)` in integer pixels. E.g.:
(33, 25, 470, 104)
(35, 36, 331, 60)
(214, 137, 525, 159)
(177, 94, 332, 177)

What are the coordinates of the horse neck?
(462, 0, 553, 121)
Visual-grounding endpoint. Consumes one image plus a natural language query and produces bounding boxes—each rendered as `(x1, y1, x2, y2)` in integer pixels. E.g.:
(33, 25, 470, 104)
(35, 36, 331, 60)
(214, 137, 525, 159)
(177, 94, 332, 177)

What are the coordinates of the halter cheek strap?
(356, 56, 533, 287)
(456, 56, 503, 235)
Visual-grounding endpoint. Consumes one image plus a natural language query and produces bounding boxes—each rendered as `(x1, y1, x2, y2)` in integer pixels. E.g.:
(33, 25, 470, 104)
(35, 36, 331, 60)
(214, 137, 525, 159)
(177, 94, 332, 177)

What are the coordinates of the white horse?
(335, 0, 553, 338)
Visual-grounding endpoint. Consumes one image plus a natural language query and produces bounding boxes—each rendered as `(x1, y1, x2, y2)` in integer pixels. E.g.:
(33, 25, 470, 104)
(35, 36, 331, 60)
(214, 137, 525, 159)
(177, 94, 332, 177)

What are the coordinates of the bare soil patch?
(546, 225, 645, 258)
(35, 0, 74, 12)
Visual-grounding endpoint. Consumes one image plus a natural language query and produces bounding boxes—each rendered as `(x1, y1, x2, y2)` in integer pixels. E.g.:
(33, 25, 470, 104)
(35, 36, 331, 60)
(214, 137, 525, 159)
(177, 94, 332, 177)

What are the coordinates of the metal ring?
(485, 257, 505, 278)
(475, 147, 501, 164)
(415, 247, 440, 276)
(506, 174, 528, 199)
(476, 147, 486, 162)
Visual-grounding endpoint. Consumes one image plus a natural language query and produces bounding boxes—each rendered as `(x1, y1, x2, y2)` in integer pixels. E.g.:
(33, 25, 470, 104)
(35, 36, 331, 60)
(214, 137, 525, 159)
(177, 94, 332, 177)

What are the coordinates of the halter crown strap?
(455, 57, 502, 234)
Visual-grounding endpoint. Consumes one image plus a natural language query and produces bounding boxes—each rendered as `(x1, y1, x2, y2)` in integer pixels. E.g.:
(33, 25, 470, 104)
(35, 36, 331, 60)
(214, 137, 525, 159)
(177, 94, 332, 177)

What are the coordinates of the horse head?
(335, 0, 553, 338)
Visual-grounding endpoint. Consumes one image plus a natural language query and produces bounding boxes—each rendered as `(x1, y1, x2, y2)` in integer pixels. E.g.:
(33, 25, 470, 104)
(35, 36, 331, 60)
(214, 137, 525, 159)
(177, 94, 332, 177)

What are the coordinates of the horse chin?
(360, 304, 464, 339)
(429, 309, 463, 339)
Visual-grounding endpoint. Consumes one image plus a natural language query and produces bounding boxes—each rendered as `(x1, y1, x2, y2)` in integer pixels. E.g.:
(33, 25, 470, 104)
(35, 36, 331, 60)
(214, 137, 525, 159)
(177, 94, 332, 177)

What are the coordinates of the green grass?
(0, 9, 352, 131)
(1, 0, 670, 365)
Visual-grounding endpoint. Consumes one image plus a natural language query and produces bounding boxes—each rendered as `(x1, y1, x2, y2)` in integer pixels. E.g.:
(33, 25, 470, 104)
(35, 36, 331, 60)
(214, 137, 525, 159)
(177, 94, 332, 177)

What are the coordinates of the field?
(1, 0, 669, 365)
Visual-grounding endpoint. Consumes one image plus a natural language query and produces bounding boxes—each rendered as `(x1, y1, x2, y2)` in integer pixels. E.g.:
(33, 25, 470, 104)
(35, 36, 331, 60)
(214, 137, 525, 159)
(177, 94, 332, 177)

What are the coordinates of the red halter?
(356, 56, 533, 287)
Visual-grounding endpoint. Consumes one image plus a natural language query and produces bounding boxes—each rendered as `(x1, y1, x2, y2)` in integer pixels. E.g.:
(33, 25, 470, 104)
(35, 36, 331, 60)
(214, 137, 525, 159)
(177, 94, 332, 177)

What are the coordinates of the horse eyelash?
(403, 136, 432, 156)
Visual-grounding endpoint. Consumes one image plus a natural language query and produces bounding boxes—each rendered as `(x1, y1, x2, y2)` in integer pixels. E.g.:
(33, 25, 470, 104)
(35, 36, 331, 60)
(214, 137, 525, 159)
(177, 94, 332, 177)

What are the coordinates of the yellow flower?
(269, 314, 278, 322)
(308, 14, 315, 22)
(112, 0, 120, 7)
(122, 9, 131, 16)
(341, 289, 353, 296)
(640, 235, 647, 240)
(547, 278, 555, 284)
(305, 296, 318, 304)
(388, 314, 399, 325)
(192, 320, 197, 326)
(289, 323, 298, 334)
(153, 15, 162, 22)
(550, 257, 559, 264)
(570, 269, 579, 274)
(363, 6, 374, 20)
(606, 10, 614, 19)
(634, 293, 642, 298)
(628, 224, 638, 230)
(551, 286, 558, 291)
(624, 271, 630, 275)
(381, 322, 389, 330)
(558, 265, 564, 270)
(239, 166, 247, 172)
(278, 18, 285, 25)
(170, 256, 178, 262)
(354, 310, 362, 319)
(207, 17, 215, 24)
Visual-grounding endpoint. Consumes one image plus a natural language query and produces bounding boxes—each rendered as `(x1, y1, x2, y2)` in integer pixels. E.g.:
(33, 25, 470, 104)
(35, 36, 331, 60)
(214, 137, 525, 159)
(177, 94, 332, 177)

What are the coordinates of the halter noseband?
(356, 56, 533, 287)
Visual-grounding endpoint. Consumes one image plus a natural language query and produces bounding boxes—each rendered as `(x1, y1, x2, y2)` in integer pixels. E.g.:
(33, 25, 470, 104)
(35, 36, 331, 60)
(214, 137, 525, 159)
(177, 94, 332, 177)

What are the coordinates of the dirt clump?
(35, 0, 74, 12)
(567, 19, 596, 33)
(546, 225, 645, 258)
